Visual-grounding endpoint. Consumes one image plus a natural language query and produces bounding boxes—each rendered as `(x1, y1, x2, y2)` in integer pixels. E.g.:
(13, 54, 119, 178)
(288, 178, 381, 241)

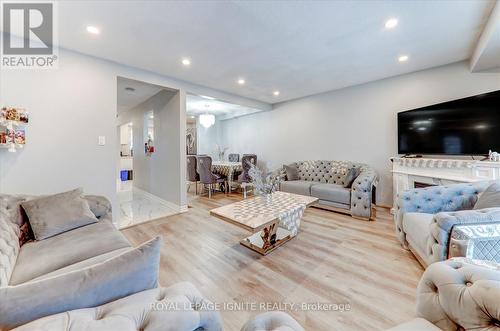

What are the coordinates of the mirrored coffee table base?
(210, 192, 318, 255)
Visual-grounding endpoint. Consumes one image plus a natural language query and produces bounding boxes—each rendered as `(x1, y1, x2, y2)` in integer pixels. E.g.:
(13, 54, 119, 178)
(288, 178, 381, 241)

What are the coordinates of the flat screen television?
(398, 90, 500, 156)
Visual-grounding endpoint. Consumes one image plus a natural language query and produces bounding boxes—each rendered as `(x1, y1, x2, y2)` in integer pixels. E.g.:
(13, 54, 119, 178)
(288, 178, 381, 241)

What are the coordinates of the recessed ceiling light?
(124, 87, 135, 92)
(273, 91, 280, 96)
(385, 18, 398, 29)
(181, 58, 191, 66)
(237, 78, 245, 85)
(86, 26, 100, 35)
(398, 55, 409, 62)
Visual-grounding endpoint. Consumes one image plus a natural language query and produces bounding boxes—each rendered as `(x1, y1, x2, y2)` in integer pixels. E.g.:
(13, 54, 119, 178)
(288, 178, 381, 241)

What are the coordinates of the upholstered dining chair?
(197, 155, 227, 198)
(228, 153, 240, 162)
(186, 155, 199, 194)
(238, 154, 257, 198)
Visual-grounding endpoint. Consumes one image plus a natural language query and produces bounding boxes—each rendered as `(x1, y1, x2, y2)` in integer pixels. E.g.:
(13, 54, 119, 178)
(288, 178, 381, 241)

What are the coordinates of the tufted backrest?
(417, 259, 500, 331)
(240, 154, 257, 183)
(294, 160, 362, 185)
(0, 195, 29, 288)
(394, 181, 491, 249)
(228, 153, 240, 162)
(186, 155, 199, 182)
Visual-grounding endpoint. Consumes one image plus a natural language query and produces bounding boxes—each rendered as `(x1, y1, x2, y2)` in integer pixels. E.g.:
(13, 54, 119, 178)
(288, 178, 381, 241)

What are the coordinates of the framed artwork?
(186, 127, 197, 155)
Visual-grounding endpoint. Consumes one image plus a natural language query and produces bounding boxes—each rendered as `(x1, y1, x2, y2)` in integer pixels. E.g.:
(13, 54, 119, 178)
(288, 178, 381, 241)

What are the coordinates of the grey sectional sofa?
(280, 160, 378, 220)
(0, 193, 222, 331)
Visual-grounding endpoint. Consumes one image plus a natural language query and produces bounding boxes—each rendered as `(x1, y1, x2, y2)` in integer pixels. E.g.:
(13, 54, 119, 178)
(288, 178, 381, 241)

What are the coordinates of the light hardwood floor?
(122, 193, 423, 331)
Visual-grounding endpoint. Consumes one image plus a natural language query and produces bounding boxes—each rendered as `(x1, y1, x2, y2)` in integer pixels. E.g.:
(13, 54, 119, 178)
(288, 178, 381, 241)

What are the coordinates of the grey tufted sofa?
(0, 193, 222, 331)
(280, 161, 378, 220)
(394, 181, 500, 266)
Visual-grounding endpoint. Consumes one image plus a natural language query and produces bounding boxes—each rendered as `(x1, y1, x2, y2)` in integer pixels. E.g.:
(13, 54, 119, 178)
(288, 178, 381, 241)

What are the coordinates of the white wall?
(117, 89, 187, 207)
(196, 117, 222, 158)
(220, 61, 500, 205)
(0, 48, 265, 218)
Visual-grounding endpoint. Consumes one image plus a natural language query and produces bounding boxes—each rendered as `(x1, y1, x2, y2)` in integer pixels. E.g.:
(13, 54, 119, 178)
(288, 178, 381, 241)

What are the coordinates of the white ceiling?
(186, 94, 262, 120)
(54, 1, 496, 103)
(117, 77, 164, 114)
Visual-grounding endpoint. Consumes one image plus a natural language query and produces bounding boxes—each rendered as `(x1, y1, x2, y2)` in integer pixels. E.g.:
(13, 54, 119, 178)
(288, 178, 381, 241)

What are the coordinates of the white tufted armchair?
(389, 258, 500, 331)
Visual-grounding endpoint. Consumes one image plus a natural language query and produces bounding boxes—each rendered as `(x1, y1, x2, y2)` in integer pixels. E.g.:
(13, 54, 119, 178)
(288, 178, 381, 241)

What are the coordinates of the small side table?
(450, 223, 500, 263)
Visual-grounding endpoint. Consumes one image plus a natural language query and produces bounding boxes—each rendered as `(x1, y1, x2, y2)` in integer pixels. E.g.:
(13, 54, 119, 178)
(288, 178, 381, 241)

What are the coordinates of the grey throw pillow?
(342, 167, 360, 188)
(284, 164, 299, 181)
(0, 236, 162, 330)
(474, 182, 500, 209)
(21, 188, 98, 240)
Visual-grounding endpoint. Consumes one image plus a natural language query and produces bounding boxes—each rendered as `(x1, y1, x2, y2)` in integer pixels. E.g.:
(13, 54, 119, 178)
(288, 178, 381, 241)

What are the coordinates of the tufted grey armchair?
(394, 181, 500, 266)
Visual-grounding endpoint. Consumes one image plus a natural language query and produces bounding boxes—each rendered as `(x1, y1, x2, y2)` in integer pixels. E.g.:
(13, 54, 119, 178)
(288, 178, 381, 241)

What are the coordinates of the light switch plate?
(98, 136, 106, 145)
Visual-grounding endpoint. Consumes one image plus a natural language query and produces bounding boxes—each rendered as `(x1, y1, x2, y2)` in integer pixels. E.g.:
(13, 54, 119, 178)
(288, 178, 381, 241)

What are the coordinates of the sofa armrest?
(350, 167, 377, 219)
(427, 208, 500, 264)
(84, 195, 112, 221)
(394, 181, 489, 248)
(417, 259, 500, 331)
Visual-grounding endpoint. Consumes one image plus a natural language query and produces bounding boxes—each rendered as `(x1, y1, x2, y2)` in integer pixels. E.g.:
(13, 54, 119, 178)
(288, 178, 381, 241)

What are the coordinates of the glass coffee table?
(210, 191, 318, 255)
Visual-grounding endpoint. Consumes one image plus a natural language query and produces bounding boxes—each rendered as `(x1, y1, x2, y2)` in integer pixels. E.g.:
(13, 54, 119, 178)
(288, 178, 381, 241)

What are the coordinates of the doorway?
(116, 77, 186, 228)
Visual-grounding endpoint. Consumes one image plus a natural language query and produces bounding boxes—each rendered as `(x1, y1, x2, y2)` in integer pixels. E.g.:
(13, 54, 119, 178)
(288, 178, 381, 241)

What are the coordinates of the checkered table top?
(210, 191, 318, 232)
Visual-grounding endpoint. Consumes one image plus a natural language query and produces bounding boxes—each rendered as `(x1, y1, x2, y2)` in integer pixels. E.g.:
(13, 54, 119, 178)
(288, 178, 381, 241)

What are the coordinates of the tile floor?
(117, 181, 178, 229)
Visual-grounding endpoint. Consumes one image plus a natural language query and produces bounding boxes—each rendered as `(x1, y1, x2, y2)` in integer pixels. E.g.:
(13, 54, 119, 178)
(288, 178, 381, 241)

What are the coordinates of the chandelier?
(199, 114, 215, 128)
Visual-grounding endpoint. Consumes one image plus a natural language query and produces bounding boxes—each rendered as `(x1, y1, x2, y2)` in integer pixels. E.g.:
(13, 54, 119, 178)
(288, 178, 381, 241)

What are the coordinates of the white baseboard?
(133, 187, 188, 214)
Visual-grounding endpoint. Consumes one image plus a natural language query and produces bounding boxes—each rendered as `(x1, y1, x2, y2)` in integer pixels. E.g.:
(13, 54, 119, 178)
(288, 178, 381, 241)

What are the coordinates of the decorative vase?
(265, 193, 273, 204)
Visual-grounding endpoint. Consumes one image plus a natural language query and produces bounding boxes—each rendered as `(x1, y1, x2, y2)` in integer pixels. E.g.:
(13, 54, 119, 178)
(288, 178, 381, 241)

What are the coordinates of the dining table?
(211, 161, 243, 192)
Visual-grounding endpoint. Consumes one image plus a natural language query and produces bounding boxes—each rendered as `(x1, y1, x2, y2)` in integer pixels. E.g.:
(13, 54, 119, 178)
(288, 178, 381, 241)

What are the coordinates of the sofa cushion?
(31, 247, 131, 282)
(317, 199, 351, 210)
(0, 237, 162, 330)
(473, 182, 500, 210)
(284, 164, 299, 181)
(311, 183, 351, 205)
(280, 181, 315, 196)
(9, 221, 131, 285)
(403, 213, 434, 258)
(12, 282, 223, 331)
(341, 167, 360, 188)
(21, 188, 98, 240)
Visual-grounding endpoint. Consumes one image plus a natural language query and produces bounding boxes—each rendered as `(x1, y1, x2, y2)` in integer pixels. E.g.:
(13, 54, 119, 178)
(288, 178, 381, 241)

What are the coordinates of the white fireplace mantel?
(391, 157, 500, 209)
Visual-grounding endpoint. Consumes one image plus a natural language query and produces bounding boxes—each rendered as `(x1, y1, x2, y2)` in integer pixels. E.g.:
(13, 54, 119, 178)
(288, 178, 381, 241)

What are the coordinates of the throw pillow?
(0, 236, 162, 330)
(473, 182, 500, 210)
(21, 188, 98, 240)
(284, 164, 299, 181)
(342, 167, 360, 188)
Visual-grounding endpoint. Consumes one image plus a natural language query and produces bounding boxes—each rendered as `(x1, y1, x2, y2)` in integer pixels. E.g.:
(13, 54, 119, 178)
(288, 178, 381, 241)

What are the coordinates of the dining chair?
(186, 155, 199, 194)
(197, 155, 227, 198)
(238, 154, 257, 198)
(228, 153, 240, 162)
